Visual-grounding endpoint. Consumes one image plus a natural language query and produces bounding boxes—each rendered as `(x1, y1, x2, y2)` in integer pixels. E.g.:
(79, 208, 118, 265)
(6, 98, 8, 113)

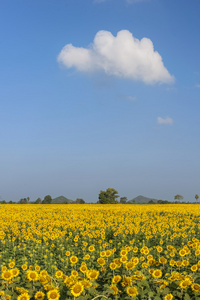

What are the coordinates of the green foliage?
(120, 197, 127, 204)
(75, 198, 85, 204)
(98, 188, 119, 204)
(34, 197, 42, 204)
(42, 195, 52, 204)
(195, 194, 199, 202)
(18, 198, 28, 204)
(174, 194, 184, 202)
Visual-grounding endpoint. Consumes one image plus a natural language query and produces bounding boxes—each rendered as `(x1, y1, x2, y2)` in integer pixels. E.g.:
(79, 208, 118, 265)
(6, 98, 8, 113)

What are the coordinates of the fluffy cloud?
(157, 117, 173, 125)
(57, 30, 174, 85)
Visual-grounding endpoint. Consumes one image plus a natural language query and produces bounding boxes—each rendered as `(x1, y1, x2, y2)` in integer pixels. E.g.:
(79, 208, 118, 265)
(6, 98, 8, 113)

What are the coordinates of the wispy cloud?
(117, 94, 137, 101)
(94, 0, 150, 3)
(126, 0, 149, 3)
(157, 117, 173, 125)
(195, 84, 200, 88)
(58, 30, 174, 85)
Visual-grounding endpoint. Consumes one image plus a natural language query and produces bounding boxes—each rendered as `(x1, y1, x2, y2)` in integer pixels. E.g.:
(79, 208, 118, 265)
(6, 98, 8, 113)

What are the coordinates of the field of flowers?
(0, 204, 200, 300)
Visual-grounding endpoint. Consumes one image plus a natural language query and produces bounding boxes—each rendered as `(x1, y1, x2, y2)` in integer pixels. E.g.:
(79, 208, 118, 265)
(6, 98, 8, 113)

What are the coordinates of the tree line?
(0, 189, 199, 204)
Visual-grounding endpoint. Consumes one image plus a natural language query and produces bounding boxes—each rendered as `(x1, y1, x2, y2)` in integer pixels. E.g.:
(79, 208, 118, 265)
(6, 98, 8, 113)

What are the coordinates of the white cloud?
(157, 117, 173, 125)
(195, 84, 200, 88)
(57, 30, 174, 85)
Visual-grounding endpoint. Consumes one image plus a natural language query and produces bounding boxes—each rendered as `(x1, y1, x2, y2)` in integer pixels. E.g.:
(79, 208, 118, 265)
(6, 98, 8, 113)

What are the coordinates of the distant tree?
(8, 200, 13, 204)
(42, 195, 52, 204)
(0, 200, 6, 204)
(75, 198, 85, 204)
(158, 200, 170, 204)
(98, 188, 119, 204)
(19, 198, 28, 204)
(148, 200, 155, 204)
(174, 194, 184, 203)
(120, 197, 127, 204)
(27, 197, 30, 204)
(35, 198, 42, 204)
(195, 194, 199, 203)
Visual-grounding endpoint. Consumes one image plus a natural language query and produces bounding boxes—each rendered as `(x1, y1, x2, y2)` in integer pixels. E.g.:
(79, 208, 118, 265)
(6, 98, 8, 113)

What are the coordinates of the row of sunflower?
(1, 204, 200, 299)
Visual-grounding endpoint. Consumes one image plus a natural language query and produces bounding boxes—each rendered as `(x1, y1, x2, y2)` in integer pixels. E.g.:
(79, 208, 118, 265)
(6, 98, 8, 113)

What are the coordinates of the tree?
(174, 194, 184, 203)
(0, 200, 6, 204)
(27, 197, 30, 204)
(19, 198, 28, 204)
(195, 194, 199, 203)
(120, 197, 127, 204)
(98, 188, 119, 204)
(148, 200, 155, 204)
(75, 198, 85, 204)
(42, 195, 52, 204)
(35, 198, 42, 204)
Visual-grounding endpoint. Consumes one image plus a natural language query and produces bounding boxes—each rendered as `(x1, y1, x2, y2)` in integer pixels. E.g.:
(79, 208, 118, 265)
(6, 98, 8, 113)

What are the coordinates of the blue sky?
(0, 0, 200, 203)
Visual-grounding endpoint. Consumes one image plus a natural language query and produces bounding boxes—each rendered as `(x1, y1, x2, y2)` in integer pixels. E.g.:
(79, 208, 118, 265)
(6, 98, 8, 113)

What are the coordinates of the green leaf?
(184, 293, 191, 300)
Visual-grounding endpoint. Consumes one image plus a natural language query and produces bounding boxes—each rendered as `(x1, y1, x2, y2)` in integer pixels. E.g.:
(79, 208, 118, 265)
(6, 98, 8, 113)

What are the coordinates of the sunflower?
(47, 289, 60, 300)
(100, 251, 106, 257)
(121, 275, 132, 287)
(1, 270, 12, 281)
(1, 266, 7, 271)
(81, 279, 91, 289)
(70, 282, 84, 297)
(84, 254, 90, 260)
(27, 270, 39, 281)
(112, 275, 121, 284)
(110, 284, 119, 295)
(126, 286, 138, 298)
(80, 265, 88, 273)
(191, 264, 198, 272)
(21, 264, 27, 271)
(179, 280, 190, 289)
(88, 245, 95, 252)
(125, 261, 135, 270)
(159, 257, 167, 264)
(164, 293, 173, 300)
(152, 269, 162, 279)
(110, 262, 117, 270)
(65, 251, 70, 256)
(87, 270, 99, 280)
(182, 259, 189, 267)
(120, 256, 128, 264)
(17, 293, 30, 300)
(131, 257, 139, 265)
(54, 270, 63, 279)
(120, 249, 128, 256)
(34, 291, 45, 300)
(191, 283, 200, 293)
(133, 247, 138, 253)
(11, 268, 20, 277)
(35, 265, 41, 272)
(176, 261, 182, 267)
(9, 261, 15, 268)
(71, 270, 78, 277)
(179, 249, 186, 257)
(158, 246, 163, 253)
(97, 258, 105, 266)
(70, 256, 78, 264)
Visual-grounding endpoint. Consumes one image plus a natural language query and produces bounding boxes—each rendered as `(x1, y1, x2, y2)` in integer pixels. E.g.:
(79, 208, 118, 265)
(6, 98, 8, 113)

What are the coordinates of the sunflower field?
(1, 204, 200, 300)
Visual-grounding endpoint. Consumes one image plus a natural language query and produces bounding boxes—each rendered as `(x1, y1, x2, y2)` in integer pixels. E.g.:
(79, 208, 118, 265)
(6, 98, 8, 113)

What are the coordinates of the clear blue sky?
(0, 0, 200, 203)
